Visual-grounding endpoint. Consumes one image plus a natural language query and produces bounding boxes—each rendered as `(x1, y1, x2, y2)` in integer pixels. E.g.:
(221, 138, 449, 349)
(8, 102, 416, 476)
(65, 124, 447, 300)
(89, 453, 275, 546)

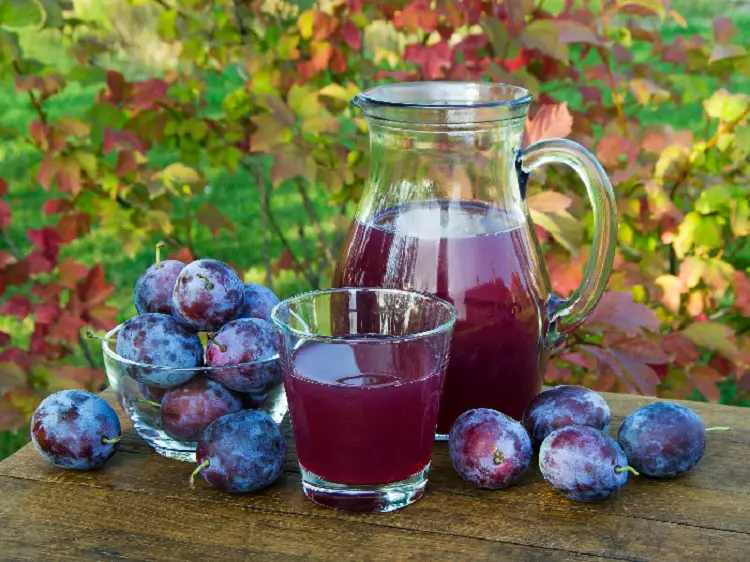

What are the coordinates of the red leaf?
(523, 103, 574, 146)
(579, 85, 602, 105)
(28, 226, 62, 264)
(271, 250, 295, 275)
(404, 42, 452, 80)
(0, 398, 28, 431)
(16, 74, 65, 101)
(103, 128, 147, 155)
(116, 150, 138, 176)
(596, 134, 639, 168)
(55, 160, 82, 196)
(713, 17, 736, 44)
(48, 314, 87, 345)
(330, 46, 347, 73)
(0, 296, 32, 319)
(196, 202, 235, 238)
(58, 258, 90, 289)
(394, 0, 439, 33)
(341, 19, 361, 51)
(169, 247, 194, 263)
(312, 12, 338, 41)
(26, 252, 54, 275)
(732, 271, 750, 316)
(31, 282, 62, 301)
(586, 291, 660, 335)
(0, 178, 7, 197)
(105, 70, 129, 104)
(0, 200, 10, 229)
(131, 78, 170, 110)
(35, 302, 60, 325)
(74, 264, 114, 310)
(58, 212, 92, 243)
(37, 155, 57, 190)
(689, 365, 723, 401)
(0, 331, 9, 347)
(43, 198, 72, 215)
(662, 332, 700, 367)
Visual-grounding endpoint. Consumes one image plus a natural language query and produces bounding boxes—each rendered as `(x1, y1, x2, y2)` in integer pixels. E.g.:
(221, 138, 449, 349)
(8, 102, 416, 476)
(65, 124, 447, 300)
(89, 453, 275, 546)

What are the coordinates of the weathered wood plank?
(0, 476, 607, 562)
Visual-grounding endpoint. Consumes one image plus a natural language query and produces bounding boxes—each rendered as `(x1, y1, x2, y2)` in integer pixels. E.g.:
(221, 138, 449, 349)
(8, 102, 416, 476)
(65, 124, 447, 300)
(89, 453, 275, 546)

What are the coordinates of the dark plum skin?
(194, 410, 286, 493)
(206, 318, 280, 393)
(134, 260, 185, 315)
(236, 283, 280, 321)
(161, 378, 242, 442)
(539, 426, 630, 502)
(173, 259, 244, 332)
(116, 313, 203, 388)
(138, 381, 168, 403)
(449, 408, 532, 489)
(618, 402, 706, 478)
(523, 385, 611, 449)
(30, 390, 121, 470)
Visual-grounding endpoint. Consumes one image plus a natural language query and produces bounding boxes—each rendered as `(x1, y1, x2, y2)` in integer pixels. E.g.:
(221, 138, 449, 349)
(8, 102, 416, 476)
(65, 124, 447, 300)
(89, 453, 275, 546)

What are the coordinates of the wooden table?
(0, 391, 748, 561)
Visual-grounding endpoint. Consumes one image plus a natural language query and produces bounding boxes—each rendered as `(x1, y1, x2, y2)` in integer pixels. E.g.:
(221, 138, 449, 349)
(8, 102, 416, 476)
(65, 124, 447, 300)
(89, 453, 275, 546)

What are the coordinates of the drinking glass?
(271, 288, 456, 512)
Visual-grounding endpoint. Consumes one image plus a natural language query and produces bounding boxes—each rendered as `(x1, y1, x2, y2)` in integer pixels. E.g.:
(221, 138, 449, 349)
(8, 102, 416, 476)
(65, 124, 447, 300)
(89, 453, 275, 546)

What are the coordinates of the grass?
(1, 1, 749, 460)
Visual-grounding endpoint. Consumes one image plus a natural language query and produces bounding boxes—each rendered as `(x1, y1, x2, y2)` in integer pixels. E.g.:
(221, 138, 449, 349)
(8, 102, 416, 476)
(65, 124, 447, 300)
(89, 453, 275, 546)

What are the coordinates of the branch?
(256, 165, 274, 290)
(78, 330, 98, 370)
(13, 60, 47, 125)
(295, 179, 335, 268)
(0, 230, 21, 259)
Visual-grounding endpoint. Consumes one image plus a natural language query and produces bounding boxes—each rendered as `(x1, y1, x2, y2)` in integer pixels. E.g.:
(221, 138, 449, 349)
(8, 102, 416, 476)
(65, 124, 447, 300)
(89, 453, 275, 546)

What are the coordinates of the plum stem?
(207, 333, 227, 353)
(102, 436, 121, 445)
(85, 330, 115, 343)
(196, 273, 214, 290)
(615, 465, 639, 476)
(492, 446, 504, 465)
(706, 426, 731, 432)
(190, 459, 210, 489)
(155, 241, 165, 269)
(134, 398, 162, 408)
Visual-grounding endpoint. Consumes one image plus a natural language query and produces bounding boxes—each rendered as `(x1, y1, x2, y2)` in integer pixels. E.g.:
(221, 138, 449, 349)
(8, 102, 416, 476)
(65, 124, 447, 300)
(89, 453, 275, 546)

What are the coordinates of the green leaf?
(704, 89, 750, 122)
(483, 17, 509, 56)
(288, 84, 321, 118)
(695, 185, 732, 214)
(278, 34, 300, 60)
(681, 322, 738, 359)
(153, 163, 207, 193)
(222, 88, 253, 120)
(72, 150, 97, 177)
(673, 211, 724, 258)
(520, 20, 569, 63)
(158, 10, 178, 41)
(529, 208, 583, 255)
(0, 0, 42, 27)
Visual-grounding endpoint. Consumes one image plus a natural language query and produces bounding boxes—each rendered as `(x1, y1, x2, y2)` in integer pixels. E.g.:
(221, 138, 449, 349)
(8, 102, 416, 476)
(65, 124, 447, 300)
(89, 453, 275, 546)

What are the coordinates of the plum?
(236, 283, 280, 321)
(173, 259, 244, 331)
(539, 425, 636, 502)
(617, 401, 715, 478)
(134, 241, 185, 315)
(31, 390, 121, 470)
(206, 318, 280, 393)
(449, 408, 532, 489)
(190, 410, 286, 493)
(523, 385, 610, 448)
(138, 381, 168, 403)
(161, 378, 242, 442)
(116, 313, 203, 388)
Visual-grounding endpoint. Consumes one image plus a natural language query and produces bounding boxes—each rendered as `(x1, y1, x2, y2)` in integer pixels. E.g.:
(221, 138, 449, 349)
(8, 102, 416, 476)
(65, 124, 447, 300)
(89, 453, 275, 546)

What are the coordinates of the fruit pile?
(449, 385, 729, 501)
(31, 243, 287, 493)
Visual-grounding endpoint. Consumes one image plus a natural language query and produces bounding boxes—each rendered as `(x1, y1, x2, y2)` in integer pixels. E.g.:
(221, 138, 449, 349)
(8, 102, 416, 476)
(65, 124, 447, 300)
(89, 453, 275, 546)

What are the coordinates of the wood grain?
(0, 390, 748, 561)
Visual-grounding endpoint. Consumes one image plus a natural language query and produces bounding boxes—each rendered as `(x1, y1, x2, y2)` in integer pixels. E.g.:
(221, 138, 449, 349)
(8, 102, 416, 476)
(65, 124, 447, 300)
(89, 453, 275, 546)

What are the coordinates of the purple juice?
(284, 338, 444, 485)
(334, 200, 547, 433)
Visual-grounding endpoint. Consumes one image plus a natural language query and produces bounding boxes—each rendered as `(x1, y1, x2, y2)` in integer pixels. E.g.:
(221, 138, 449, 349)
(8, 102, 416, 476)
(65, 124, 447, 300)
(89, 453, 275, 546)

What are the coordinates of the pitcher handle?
(519, 138, 618, 351)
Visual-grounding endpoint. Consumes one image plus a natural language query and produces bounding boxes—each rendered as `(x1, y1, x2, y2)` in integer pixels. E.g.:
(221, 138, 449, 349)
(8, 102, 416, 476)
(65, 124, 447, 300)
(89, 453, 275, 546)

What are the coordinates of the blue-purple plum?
(161, 378, 242, 442)
(449, 408, 532, 489)
(116, 313, 203, 388)
(173, 259, 244, 331)
(134, 242, 184, 315)
(191, 410, 286, 493)
(618, 402, 706, 478)
(540, 426, 634, 502)
(206, 318, 280, 393)
(236, 283, 280, 321)
(523, 385, 610, 448)
(31, 390, 121, 470)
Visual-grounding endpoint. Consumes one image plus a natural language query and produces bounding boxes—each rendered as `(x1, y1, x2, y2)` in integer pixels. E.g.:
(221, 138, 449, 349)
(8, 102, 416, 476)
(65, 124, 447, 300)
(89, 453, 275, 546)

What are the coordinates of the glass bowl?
(101, 324, 287, 462)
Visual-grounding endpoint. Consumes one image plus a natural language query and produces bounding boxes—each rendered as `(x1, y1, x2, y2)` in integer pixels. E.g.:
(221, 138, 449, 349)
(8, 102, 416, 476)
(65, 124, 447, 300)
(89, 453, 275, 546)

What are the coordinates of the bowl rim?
(102, 323, 280, 371)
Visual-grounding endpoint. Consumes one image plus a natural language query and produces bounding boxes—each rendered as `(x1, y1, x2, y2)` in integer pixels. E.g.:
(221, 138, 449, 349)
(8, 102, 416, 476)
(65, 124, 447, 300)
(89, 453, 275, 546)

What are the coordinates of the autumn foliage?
(1, 0, 749, 430)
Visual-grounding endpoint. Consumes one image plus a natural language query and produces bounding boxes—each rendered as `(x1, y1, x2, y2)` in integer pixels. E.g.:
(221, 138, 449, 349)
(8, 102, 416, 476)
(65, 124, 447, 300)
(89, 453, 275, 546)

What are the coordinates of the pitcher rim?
(352, 81, 532, 110)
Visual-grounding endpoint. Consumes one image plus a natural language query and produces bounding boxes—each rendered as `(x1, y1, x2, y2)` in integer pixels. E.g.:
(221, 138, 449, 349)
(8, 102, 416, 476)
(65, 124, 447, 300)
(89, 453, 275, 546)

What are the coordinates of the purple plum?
(31, 390, 121, 470)
(190, 410, 286, 493)
(116, 313, 203, 388)
(618, 401, 707, 478)
(206, 318, 280, 393)
(134, 242, 184, 315)
(523, 385, 610, 448)
(161, 378, 242, 442)
(540, 425, 635, 502)
(173, 259, 244, 331)
(236, 283, 280, 321)
(449, 408, 532, 489)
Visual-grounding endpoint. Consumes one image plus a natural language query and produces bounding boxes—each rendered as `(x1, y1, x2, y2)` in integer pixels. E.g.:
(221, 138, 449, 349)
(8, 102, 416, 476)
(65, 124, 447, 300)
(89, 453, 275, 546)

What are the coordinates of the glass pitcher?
(333, 82, 617, 436)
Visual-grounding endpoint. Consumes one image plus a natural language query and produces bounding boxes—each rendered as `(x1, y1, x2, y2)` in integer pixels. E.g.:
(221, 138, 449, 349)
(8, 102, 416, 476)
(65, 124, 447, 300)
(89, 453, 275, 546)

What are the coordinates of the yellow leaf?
(288, 84, 321, 118)
(297, 9, 315, 39)
(301, 113, 340, 135)
(681, 322, 739, 359)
